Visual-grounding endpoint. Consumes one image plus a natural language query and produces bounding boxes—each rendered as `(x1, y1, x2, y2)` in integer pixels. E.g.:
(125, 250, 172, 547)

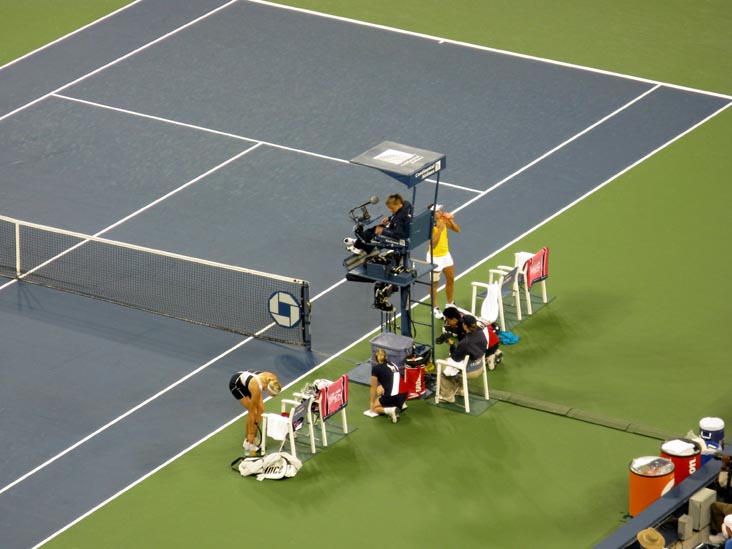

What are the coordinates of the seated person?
(438, 306, 503, 370)
(709, 458, 732, 545)
(437, 314, 488, 403)
(636, 527, 666, 549)
(370, 348, 408, 423)
(345, 193, 412, 254)
(709, 507, 732, 545)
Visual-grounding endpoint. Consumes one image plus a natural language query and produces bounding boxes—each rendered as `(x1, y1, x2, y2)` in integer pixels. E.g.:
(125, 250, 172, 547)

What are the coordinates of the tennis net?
(0, 215, 311, 348)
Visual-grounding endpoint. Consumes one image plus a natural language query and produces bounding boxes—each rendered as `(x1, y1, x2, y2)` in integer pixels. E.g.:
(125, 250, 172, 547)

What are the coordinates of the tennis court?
(1, 1, 731, 548)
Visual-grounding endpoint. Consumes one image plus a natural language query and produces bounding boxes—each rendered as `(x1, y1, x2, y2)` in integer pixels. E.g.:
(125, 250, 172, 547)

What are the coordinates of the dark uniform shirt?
(450, 329, 488, 364)
(380, 201, 412, 240)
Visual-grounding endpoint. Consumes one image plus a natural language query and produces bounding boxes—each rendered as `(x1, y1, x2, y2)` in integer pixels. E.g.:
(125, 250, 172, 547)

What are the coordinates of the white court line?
(52, 93, 351, 166)
(0, 1, 143, 72)
(52, 93, 482, 190)
(0, 0, 240, 125)
(248, 0, 732, 102)
(449, 84, 661, 215)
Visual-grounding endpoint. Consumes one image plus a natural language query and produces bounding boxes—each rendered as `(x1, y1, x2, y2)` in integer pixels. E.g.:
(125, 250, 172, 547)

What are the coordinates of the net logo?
(268, 291, 301, 328)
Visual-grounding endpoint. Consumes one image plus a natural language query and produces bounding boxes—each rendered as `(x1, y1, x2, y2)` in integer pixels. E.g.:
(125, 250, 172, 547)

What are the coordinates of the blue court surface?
(0, 1, 729, 547)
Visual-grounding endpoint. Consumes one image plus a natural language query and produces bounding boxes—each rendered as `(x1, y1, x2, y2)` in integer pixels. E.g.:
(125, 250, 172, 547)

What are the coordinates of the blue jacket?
(381, 201, 412, 240)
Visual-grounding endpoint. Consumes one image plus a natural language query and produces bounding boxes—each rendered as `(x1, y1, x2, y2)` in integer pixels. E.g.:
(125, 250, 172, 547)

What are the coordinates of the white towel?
(662, 439, 696, 456)
(263, 413, 290, 441)
(480, 283, 500, 323)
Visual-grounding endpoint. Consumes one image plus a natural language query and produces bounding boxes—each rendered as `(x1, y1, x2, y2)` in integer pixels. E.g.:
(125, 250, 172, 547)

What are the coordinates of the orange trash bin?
(628, 456, 675, 517)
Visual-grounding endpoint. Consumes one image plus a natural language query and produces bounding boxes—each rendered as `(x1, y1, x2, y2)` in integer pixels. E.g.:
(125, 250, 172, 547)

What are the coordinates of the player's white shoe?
(243, 440, 260, 454)
(384, 407, 400, 423)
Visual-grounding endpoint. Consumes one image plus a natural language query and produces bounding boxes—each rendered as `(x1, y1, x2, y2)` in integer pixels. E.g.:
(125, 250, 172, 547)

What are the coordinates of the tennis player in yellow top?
(427, 204, 461, 319)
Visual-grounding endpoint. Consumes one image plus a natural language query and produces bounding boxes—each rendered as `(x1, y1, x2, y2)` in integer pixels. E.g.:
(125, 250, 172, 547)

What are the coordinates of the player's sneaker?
(708, 533, 727, 545)
(343, 237, 356, 246)
(384, 406, 400, 423)
(433, 307, 443, 319)
(243, 440, 260, 455)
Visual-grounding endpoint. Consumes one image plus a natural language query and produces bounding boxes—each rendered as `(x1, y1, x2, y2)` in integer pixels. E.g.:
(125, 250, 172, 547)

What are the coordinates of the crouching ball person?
(370, 348, 408, 423)
(229, 370, 281, 455)
(438, 315, 487, 403)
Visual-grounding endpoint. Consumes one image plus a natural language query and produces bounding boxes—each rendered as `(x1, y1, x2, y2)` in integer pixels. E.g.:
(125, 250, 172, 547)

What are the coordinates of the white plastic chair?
(434, 355, 489, 414)
(470, 265, 521, 330)
(261, 395, 316, 459)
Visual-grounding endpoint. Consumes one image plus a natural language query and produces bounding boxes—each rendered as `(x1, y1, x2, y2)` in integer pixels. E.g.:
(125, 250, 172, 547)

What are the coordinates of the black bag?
(405, 344, 431, 367)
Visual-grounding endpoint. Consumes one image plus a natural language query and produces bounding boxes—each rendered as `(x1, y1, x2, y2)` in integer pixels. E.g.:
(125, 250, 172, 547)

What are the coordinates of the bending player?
(229, 370, 282, 455)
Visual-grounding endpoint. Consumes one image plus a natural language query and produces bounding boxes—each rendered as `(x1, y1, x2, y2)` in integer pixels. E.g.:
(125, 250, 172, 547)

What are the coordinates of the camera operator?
(436, 306, 465, 346)
(709, 454, 732, 545)
(436, 314, 487, 403)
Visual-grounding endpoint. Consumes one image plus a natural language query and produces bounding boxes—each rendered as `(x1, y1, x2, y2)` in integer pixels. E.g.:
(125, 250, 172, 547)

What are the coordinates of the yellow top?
(431, 226, 449, 257)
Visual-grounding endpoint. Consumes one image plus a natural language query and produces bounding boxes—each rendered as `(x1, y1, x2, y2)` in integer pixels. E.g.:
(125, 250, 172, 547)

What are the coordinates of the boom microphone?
(352, 196, 379, 210)
(349, 196, 379, 222)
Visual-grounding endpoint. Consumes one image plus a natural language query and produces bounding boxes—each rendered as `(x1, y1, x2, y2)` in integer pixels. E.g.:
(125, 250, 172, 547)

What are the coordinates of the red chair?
(514, 247, 549, 316)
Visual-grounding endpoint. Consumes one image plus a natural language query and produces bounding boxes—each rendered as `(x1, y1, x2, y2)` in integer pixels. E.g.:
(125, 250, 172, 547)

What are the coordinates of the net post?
(301, 282, 311, 351)
(14, 221, 20, 277)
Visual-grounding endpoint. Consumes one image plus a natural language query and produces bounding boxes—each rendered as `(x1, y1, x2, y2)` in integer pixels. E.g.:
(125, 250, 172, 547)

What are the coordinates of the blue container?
(700, 417, 725, 450)
(370, 332, 413, 368)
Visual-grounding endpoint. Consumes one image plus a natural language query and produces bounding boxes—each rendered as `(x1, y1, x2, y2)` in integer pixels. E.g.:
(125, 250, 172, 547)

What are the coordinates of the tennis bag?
(403, 344, 432, 399)
(231, 452, 303, 481)
(405, 344, 432, 370)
